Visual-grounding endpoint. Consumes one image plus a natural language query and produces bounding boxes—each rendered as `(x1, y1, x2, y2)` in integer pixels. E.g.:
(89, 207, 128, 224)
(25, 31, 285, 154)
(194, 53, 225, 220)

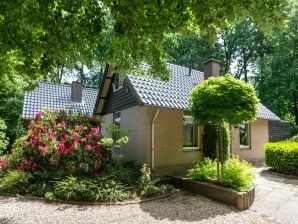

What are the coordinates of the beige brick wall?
(101, 106, 149, 164)
(102, 106, 203, 175)
(147, 107, 203, 174)
(231, 119, 269, 163)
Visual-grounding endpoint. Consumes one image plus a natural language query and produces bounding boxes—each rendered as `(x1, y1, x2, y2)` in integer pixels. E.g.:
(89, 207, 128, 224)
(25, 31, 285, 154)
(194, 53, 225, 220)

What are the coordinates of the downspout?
(151, 109, 160, 171)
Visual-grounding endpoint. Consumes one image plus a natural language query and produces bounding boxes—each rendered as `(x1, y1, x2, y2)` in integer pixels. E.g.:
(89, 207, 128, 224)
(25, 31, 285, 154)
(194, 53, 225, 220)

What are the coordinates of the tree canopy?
(0, 0, 289, 86)
(190, 75, 259, 124)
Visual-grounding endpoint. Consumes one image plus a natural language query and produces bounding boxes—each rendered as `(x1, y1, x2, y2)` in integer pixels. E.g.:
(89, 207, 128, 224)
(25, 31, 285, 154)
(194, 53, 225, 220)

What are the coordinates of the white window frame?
(239, 123, 251, 149)
(112, 74, 123, 92)
(183, 115, 201, 151)
(113, 111, 121, 149)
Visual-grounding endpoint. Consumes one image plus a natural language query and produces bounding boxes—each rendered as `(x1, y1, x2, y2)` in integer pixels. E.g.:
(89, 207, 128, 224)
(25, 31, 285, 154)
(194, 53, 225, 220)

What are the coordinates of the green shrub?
(0, 171, 32, 194)
(221, 156, 255, 191)
(187, 158, 217, 181)
(265, 141, 298, 175)
(139, 164, 173, 197)
(53, 175, 133, 202)
(141, 184, 173, 197)
(0, 118, 9, 154)
(202, 123, 230, 162)
(289, 135, 298, 142)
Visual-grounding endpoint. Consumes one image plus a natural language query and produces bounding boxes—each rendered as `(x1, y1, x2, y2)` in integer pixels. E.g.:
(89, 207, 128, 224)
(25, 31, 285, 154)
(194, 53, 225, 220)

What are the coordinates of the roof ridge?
(166, 62, 204, 74)
(38, 81, 98, 91)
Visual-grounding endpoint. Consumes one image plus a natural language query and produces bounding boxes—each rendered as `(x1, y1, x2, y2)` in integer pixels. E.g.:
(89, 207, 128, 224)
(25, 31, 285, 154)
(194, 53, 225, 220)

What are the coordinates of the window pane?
(113, 112, 121, 142)
(113, 74, 123, 91)
(183, 116, 198, 147)
(239, 123, 250, 147)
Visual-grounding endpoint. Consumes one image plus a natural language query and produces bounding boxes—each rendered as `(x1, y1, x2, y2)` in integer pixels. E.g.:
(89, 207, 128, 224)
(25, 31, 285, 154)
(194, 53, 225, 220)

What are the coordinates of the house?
(22, 82, 98, 119)
(22, 59, 290, 174)
(93, 59, 290, 174)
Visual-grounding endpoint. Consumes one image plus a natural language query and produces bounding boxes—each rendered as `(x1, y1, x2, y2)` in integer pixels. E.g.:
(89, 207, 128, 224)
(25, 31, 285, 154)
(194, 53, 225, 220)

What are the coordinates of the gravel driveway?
(1, 167, 297, 224)
(0, 191, 281, 224)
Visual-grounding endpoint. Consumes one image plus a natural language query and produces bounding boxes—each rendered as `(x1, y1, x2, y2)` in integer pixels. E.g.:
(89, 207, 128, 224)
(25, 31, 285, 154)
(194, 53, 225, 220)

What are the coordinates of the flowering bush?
(12, 110, 110, 176)
(0, 159, 9, 172)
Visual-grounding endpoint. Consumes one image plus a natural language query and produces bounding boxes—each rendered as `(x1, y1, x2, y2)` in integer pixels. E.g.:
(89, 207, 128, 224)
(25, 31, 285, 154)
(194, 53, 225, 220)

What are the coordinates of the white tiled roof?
(127, 63, 281, 121)
(22, 82, 98, 119)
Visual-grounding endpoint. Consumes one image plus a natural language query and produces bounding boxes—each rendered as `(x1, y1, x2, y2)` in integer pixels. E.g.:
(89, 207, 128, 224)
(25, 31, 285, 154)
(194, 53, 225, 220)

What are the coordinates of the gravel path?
(0, 191, 282, 224)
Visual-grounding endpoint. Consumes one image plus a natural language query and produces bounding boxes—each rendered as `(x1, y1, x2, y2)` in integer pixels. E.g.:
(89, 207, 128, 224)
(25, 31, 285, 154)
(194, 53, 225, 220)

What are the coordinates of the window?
(183, 115, 200, 150)
(113, 74, 123, 92)
(239, 123, 250, 149)
(113, 112, 121, 148)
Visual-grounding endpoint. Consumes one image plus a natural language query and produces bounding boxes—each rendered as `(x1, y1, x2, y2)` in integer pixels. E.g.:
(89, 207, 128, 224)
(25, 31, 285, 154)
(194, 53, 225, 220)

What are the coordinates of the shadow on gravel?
(0, 217, 12, 224)
(139, 191, 240, 222)
(259, 169, 298, 186)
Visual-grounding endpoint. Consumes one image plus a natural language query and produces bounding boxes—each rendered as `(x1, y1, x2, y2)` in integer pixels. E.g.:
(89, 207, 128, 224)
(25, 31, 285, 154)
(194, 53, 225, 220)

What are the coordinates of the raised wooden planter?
(169, 176, 255, 210)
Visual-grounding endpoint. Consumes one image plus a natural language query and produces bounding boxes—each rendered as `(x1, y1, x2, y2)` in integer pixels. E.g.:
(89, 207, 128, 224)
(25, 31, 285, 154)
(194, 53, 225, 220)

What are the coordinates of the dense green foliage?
(221, 156, 255, 191)
(190, 75, 259, 124)
(188, 157, 255, 191)
(52, 175, 133, 202)
(265, 141, 298, 175)
(254, 9, 298, 127)
(289, 135, 298, 142)
(0, 119, 9, 154)
(139, 164, 173, 197)
(203, 123, 230, 162)
(0, 170, 32, 194)
(0, 0, 289, 85)
(0, 81, 24, 150)
(187, 158, 217, 181)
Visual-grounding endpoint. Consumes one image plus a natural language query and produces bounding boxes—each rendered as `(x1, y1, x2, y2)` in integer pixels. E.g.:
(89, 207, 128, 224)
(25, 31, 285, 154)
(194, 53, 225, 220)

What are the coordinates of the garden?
(0, 110, 172, 202)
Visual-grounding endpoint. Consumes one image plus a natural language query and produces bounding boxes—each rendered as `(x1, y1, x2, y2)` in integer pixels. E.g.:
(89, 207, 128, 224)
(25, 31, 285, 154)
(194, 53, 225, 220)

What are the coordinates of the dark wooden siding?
(101, 85, 138, 115)
(268, 120, 290, 142)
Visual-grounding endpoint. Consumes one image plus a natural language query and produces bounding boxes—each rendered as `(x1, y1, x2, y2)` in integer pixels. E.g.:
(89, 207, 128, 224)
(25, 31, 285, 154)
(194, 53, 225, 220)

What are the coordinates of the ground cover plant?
(265, 141, 298, 176)
(187, 156, 255, 192)
(0, 110, 172, 202)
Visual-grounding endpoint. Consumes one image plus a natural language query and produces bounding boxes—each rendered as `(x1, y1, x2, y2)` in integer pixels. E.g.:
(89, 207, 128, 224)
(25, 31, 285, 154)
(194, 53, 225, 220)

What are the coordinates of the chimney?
(203, 58, 220, 80)
(71, 81, 82, 102)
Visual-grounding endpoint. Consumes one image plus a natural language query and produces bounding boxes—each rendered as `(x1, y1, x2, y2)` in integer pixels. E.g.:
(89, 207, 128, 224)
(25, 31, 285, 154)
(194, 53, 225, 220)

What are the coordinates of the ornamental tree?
(190, 75, 259, 178)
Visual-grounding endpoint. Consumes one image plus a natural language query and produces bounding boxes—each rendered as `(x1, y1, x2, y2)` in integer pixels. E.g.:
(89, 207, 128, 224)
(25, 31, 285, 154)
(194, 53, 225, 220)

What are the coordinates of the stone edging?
(0, 190, 178, 206)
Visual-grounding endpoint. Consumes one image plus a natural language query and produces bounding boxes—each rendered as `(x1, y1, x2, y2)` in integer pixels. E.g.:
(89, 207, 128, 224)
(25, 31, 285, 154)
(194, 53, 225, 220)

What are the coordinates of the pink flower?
(52, 125, 58, 130)
(60, 121, 66, 127)
(72, 131, 79, 138)
(34, 111, 44, 121)
(64, 134, 69, 140)
(0, 160, 9, 172)
(87, 134, 92, 139)
(28, 124, 33, 130)
(73, 139, 79, 146)
(41, 147, 47, 153)
(92, 127, 100, 135)
(85, 145, 92, 151)
(31, 163, 38, 171)
(49, 135, 56, 141)
(53, 146, 59, 152)
(78, 124, 84, 130)
(18, 165, 26, 171)
(68, 144, 75, 154)
(60, 143, 66, 154)
(22, 140, 28, 146)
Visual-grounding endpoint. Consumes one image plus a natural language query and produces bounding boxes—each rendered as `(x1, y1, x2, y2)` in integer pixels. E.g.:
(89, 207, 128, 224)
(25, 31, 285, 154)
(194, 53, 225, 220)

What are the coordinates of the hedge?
(264, 141, 298, 175)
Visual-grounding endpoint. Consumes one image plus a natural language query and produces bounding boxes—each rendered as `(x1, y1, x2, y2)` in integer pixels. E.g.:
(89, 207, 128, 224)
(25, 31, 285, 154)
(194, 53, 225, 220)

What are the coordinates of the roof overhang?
(93, 65, 114, 115)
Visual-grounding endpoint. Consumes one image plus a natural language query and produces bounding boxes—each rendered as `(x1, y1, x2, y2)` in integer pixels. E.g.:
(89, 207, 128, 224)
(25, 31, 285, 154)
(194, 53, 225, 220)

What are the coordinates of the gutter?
(151, 109, 160, 171)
